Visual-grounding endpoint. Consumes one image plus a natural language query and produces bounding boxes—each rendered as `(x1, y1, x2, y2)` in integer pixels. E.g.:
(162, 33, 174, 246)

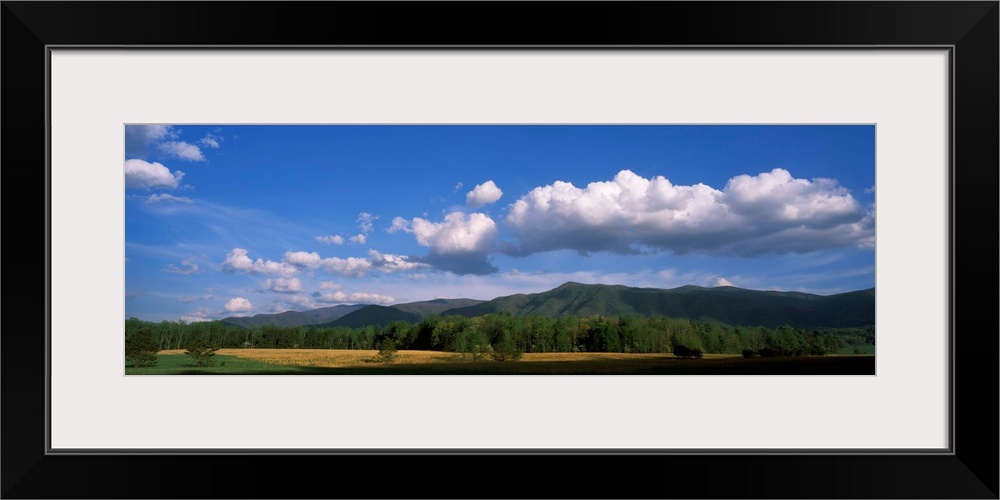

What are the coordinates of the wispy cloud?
(199, 132, 222, 149)
(315, 235, 344, 245)
(158, 141, 205, 161)
(318, 281, 341, 290)
(136, 197, 323, 251)
(163, 256, 201, 275)
(311, 291, 395, 305)
(146, 193, 193, 204)
(265, 277, 303, 294)
(357, 212, 378, 233)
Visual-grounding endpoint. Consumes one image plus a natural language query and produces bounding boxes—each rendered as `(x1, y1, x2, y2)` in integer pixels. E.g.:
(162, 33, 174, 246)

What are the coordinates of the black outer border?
(3, 2, 997, 499)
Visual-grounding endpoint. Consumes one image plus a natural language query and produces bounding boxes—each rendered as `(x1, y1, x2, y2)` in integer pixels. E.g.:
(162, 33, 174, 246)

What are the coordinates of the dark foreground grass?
(127, 353, 875, 375)
(836, 344, 876, 355)
(125, 354, 310, 375)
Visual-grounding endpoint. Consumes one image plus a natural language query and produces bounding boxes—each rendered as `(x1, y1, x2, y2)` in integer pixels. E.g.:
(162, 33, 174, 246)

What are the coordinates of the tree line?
(125, 313, 873, 364)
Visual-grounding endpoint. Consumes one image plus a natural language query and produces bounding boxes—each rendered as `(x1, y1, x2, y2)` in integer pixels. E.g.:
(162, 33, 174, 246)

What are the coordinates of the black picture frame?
(3, 2, 997, 498)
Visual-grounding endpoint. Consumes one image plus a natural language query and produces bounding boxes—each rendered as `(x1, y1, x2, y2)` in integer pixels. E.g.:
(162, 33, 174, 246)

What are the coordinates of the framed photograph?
(121, 121, 877, 378)
(4, 2, 996, 498)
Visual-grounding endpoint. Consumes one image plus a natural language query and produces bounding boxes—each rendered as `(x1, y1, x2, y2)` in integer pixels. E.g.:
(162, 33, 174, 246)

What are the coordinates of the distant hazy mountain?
(439, 282, 875, 329)
(220, 298, 484, 328)
(220, 304, 366, 328)
(220, 283, 874, 330)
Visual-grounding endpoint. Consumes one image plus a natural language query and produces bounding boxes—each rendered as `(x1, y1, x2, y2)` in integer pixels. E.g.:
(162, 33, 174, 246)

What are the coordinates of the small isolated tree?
(125, 330, 159, 368)
(489, 341, 523, 362)
(374, 338, 398, 363)
(184, 337, 220, 367)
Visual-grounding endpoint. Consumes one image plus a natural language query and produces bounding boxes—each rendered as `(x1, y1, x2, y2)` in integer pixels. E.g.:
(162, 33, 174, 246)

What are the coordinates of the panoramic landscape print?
(125, 125, 875, 374)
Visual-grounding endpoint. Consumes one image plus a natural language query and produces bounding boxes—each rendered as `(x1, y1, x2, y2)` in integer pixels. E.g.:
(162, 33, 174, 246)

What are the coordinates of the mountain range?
(220, 298, 483, 328)
(220, 282, 875, 330)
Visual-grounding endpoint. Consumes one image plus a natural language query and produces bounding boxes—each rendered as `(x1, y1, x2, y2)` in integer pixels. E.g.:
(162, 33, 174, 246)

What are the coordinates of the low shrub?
(673, 345, 703, 359)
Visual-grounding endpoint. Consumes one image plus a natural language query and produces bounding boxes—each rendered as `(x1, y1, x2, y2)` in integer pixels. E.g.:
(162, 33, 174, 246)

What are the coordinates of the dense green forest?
(126, 313, 874, 360)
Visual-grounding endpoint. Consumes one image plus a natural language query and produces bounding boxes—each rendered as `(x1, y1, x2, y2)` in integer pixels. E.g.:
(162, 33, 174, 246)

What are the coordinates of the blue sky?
(124, 125, 876, 323)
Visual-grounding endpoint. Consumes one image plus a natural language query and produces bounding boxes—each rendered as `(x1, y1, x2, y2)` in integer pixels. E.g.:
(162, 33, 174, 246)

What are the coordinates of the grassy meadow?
(126, 349, 875, 375)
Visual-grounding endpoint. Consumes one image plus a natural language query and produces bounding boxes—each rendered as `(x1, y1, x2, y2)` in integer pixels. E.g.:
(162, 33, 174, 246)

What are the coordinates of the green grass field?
(126, 350, 875, 375)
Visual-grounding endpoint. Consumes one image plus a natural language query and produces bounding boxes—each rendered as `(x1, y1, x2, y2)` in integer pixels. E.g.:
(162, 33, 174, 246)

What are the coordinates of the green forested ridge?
(217, 282, 875, 330)
(319, 305, 422, 329)
(442, 282, 875, 329)
(387, 298, 487, 318)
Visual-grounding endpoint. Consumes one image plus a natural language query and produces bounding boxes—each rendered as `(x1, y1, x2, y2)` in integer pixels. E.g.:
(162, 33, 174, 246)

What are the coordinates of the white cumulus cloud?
(222, 248, 299, 277)
(715, 277, 735, 287)
(466, 180, 503, 208)
(125, 125, 175, 158)
(505, 169, 872, 257)
(391, 212, 499, 274)
(283, 251, 323, 270)
(367, 249, 429, 273)
(349, 234, 367, 244)
(318, 256, 372, 278)
(224, 297, 255, 312)
(125, 159, 185, 190)
(410, 212, 498, 254)
(237, 247, 431, 281)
